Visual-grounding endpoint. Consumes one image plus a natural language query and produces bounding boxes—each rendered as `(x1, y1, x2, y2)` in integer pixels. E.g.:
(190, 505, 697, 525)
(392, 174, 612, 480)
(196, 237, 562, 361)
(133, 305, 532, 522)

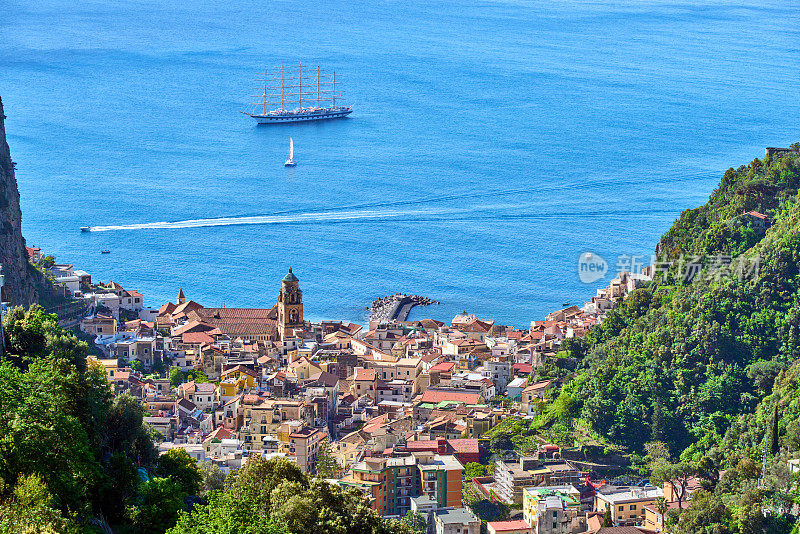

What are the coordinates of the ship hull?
(250, 108, 352, 124)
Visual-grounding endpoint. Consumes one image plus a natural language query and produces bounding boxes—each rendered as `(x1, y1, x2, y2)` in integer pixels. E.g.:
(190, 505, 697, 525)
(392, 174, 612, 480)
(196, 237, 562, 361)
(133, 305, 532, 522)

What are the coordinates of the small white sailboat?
(285, 137, 296, 167)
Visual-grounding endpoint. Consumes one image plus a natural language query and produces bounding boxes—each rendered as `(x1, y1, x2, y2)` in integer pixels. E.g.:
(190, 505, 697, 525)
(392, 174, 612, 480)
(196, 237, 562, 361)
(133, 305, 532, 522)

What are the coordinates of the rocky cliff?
(0, 97, 40, 306)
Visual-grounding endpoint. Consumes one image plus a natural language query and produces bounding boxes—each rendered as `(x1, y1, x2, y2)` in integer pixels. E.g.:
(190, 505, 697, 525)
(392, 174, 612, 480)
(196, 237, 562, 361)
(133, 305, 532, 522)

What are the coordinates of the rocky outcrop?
(0, 97, 40, 306)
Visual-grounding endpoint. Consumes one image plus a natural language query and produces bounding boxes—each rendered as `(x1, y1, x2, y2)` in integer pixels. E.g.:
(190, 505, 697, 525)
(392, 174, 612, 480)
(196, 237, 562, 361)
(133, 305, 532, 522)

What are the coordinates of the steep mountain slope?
(0, 97, 40, 306)
(559, 147, 800, 457)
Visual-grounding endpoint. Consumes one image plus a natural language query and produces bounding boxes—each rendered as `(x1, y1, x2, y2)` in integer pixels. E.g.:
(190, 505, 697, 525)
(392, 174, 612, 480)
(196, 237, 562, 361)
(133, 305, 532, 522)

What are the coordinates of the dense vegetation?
(0, 308, 411, 534)
(537, 146, 800, 531)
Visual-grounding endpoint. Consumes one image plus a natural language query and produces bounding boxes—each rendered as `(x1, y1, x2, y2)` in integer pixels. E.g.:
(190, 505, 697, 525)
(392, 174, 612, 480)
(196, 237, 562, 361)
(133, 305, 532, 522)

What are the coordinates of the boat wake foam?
(83, 203, 676, 232)
(83, 207, 461, 232)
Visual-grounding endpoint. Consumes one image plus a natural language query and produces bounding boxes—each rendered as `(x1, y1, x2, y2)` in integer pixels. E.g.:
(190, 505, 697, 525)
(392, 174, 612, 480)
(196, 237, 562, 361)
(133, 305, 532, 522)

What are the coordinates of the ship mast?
(281, 65, 285, 111)
(332, 71, 336, 108)
(264, 69, 274, 115)
(316, 65, 320, 109)
(298, 62, 302, 109)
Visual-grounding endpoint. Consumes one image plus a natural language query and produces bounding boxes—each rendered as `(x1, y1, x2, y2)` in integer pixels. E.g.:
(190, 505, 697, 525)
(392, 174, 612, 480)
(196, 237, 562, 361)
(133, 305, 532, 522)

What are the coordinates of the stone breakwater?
(368, 294, 439, 323)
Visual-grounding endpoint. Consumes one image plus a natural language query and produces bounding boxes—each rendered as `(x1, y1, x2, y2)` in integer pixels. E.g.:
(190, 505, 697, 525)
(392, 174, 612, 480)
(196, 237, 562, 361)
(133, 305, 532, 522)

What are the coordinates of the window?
(630, 504, 636, 510)
(619, 506, 623, 511)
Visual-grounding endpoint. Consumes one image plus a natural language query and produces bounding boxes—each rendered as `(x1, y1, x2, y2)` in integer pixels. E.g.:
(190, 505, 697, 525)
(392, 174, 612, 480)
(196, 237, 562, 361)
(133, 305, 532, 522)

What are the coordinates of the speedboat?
(100, 250, 110, 254)
(80, 226, 91, 232)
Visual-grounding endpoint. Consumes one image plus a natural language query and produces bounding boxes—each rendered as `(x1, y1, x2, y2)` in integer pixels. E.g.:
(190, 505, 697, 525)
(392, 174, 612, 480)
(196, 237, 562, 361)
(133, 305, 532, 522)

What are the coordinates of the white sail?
(289, 137, 294, 160)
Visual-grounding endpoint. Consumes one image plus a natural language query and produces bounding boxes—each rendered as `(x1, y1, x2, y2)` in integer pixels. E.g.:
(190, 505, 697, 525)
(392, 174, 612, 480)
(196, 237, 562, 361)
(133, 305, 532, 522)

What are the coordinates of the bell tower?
(278, 267, 303, 340)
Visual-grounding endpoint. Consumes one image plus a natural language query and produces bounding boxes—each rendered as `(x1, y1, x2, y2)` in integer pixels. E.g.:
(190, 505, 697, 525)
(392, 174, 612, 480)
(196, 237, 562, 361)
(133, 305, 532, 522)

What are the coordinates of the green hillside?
(549, 146, 800, 532)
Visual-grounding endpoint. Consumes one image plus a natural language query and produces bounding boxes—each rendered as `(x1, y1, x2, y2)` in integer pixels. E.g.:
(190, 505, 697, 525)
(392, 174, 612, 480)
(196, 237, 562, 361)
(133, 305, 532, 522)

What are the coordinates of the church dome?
(283, 267, 299, 283)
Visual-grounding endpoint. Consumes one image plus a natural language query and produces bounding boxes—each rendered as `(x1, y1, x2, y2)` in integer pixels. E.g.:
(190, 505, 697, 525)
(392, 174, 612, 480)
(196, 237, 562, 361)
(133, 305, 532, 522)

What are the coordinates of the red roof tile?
(430, 361, 456, 373)
(354, 368, 377, 381)
(487, 520, 530, 532)
(448, 438, 479, 454)
(420, 388, 481, 404)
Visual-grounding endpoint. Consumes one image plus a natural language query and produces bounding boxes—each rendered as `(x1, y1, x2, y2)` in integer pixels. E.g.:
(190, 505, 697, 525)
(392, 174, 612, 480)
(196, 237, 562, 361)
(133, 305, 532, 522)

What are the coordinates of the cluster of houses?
(29, 243, 701, 533)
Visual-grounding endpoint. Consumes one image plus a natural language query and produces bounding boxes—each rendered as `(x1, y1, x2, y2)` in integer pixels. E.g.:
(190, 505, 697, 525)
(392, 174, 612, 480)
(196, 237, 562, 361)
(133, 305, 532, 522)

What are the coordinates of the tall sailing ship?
(244, 64, 353, 124)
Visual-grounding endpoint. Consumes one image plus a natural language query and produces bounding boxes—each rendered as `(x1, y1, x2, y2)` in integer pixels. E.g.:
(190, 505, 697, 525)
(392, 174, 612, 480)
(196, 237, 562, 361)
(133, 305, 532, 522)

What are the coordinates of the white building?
(434, 508, 480, 534)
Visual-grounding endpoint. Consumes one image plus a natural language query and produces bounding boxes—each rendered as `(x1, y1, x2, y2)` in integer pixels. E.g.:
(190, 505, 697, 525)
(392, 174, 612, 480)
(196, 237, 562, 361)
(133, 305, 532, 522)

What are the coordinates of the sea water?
(1, 0, 799, 326)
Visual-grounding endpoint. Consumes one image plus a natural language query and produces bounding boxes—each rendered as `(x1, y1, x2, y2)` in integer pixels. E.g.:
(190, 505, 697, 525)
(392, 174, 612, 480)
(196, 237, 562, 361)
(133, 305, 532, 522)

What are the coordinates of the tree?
(157, 448, 202, 496)
(199, 461, 226, 496)
(314, 437, 341, 479)
(400, 511, 427, 534)
(168, 490, 291, 534)
(644, 441, 671, 464)
(651, 461, 696, 510)
(169, 457, 394, 534)
(128, 477, 185, 534)
(695, 455, 719, 492)
(169, 366, 184, 388)
(0, 474, 80, 534)
(0, 305, 170, 531)
(151, 355, 165, 375)
(191, 370, 210, 383)
(490, 434, 513, 452)
(655, 496, 667, 516)
(672, 489, 732, 534)
(464, 462, 487, 479)
(0, 306, 109, 516)
(770, 402, 781, 456)
(130, 359, 144, 373)
(602, 503, 613, 526)
(102, 391, 158, 467)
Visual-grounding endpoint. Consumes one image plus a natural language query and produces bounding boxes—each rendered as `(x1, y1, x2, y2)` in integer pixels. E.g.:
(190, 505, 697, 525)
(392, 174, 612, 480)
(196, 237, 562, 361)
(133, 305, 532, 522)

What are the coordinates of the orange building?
(339, 452, 464, 517)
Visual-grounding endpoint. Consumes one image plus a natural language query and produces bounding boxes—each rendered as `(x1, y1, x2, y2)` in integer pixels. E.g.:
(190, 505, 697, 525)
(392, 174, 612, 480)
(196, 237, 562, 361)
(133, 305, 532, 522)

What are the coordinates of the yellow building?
(522, 485, 581, 528)
(594, 485, 664, 526)
(217, 365, 258, 402)
(238, 397, 304, 451)
(288, 356, 322, 380)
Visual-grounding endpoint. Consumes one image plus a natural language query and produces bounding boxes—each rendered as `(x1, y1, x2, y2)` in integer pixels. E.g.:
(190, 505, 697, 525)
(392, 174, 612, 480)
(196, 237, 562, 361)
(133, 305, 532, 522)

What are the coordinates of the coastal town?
(16, 243, 687, 534)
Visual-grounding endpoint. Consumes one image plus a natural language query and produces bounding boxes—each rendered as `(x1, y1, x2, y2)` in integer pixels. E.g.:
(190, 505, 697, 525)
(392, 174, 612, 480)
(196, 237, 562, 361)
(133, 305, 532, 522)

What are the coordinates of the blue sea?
(2, 0, 799, 327)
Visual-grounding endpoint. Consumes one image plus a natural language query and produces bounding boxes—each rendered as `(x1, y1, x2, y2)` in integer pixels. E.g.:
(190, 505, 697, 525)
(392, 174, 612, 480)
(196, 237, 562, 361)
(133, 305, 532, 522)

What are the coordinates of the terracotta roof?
(430, 361, 456, 373)
(522, 380, 553, 393)
(174, 320, 219, 336)
(113, 371, 130, 381)
(186, 306, 279, 336)
(182, 331, 216, 344)
(460, 319, 494, 333)
(221, 365, 258, 378)
(746, 210, 768, 219)
(487, 520, 530, 532)
(514, 363, 532, 374)
(204, 426, 233, 442)
(173, 300, 204, 316)
(420, 388, 481, 404)
(354, 368, 377, 381)
(416, 318, 445, 328)
(289, 427, 320, 439)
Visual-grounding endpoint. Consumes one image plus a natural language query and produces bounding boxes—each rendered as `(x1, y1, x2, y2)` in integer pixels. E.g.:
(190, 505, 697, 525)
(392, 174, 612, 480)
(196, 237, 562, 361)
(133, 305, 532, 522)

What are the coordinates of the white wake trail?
(84, 207, 460, 232)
